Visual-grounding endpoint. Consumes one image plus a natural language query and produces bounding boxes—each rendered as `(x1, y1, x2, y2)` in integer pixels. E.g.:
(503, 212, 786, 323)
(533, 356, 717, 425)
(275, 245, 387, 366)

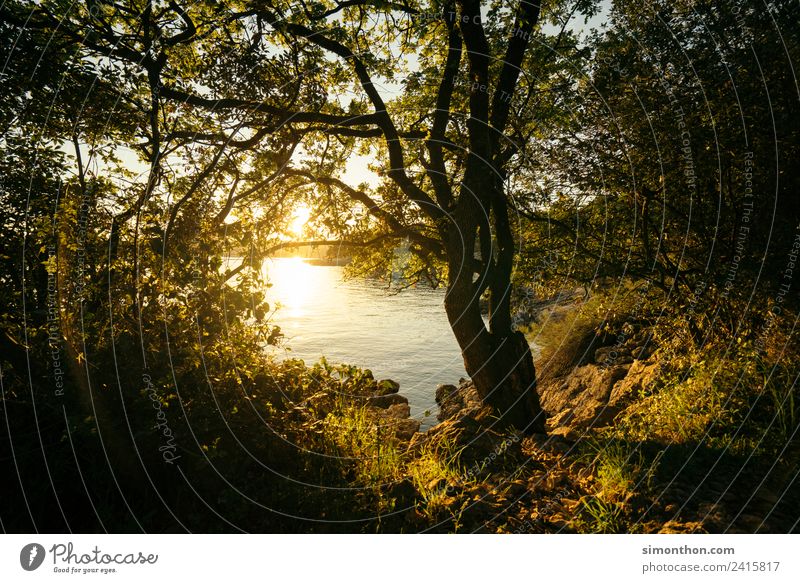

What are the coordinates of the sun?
(288, 204, 312, 237)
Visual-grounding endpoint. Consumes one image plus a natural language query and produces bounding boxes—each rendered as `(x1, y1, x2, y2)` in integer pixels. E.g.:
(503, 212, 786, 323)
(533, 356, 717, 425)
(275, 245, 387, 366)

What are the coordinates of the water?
(262, 257, 467, 428)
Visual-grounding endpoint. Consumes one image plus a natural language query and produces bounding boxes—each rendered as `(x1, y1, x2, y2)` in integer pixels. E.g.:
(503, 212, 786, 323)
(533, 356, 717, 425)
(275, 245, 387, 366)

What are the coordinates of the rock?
(548, 426, 581, 441)
(435, 384, 459, 404)
(413, 410, 523, 471)
(545, 407, 575, 430)
(631, 345, 654, 360)
(594, 346, 632, 365)
(589, 402, 624, 427)
(538, 363, 630, 431)
(594, 346, 614, 364)
(609, 359, 661, 404)
(367, 393, 409, 409)
(385, 402, 411, 419)
(386, 477, 418, 503)
(364, 395, 420, 441)
(370, 414, 419, 441)
(375, 379, 400, 395)
(523, 433, 573, 454)
(435, 380, 483, 421)
(392, 418, 421, 441)
(536, 355, 663, 434)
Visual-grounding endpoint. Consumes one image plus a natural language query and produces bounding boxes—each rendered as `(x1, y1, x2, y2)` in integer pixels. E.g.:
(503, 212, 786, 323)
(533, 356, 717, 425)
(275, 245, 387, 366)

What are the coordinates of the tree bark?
(444, 172, 546, 433)
(443, 247, 545, 433)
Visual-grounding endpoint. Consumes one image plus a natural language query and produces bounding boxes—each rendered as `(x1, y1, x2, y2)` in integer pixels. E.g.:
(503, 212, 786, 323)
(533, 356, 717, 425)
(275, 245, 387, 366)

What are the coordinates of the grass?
(316, 391, 480, 528)
(525, 294, 604, 381)
(761, 360, 799, 445)
(525, 285, 654, 381)
(578, 497, 627, 533)
(609, 345, 783, 452)
(572, 434, 661, 533)
(407, 437, 470, 522)
(323, 405, 403, 488)
(593, 440, 646, 500)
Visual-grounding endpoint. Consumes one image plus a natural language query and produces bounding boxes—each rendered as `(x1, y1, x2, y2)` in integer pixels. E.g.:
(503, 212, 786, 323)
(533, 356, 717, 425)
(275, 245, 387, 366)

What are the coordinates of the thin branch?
(425, 3, 461, 210)
(163, 1, 197, 46)
(489, 1, 542, 139)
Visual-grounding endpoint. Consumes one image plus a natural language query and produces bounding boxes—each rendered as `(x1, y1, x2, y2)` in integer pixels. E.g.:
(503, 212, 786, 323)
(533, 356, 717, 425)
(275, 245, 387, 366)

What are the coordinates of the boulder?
(435, 380, 483, 421)
(366, 402, 419, 441)
(391, 418, 421, 441)
(609, 359, 662, 405)
(435, 383, 459, 404)
(539, 364, 628, 415)
(375, 379, 400, 396)
(537, 358, 663, 434)
(411, 410, 522, 469)
(385, 402, 411, 419)
(539, 363, 630, 432)
(367, 393, 409, 409)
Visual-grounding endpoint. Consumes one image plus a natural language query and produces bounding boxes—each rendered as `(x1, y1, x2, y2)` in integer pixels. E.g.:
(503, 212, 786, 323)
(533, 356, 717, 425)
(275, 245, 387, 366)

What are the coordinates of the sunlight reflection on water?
(262, 257, 467, 429)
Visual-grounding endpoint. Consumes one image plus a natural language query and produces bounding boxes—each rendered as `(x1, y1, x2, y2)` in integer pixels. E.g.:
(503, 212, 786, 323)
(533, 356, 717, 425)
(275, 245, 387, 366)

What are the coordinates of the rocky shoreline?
(376, 315, 662, 445)
(360, 328, 795, 533)
(289, 302, 797, 534)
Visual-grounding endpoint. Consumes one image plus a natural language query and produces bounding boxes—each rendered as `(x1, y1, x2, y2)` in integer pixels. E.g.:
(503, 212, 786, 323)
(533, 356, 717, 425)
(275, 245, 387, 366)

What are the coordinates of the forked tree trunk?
(434, 0, 547, 433)
(443, 180, 546, 433)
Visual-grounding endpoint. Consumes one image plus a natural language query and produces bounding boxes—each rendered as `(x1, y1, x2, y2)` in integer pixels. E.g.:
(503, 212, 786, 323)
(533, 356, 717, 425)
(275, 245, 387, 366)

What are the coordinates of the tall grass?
(407, 437, 471, 523)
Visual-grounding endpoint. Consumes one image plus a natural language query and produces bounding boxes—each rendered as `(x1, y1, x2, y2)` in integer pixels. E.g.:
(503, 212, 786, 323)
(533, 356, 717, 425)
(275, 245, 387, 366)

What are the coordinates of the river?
(261, 257, 466, 429)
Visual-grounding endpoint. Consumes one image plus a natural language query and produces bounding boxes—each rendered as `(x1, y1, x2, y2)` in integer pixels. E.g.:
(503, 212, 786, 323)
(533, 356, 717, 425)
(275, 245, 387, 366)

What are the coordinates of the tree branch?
(425, 3, 462, 210)
(164, 1, 197, 46)
(489, 1, 542, 139)
(282, 169, 444, 257)
(258, 10, 447, 225)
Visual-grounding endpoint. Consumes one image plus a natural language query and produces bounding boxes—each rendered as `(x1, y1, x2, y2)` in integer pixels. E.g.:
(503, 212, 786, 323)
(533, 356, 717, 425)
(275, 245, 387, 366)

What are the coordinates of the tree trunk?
(443, 189, 546, 433)
(444, 272, 545, 433)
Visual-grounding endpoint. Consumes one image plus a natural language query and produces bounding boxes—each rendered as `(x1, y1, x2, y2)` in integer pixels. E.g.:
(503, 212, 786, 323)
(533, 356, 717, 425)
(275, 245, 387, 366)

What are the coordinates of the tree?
(243, 0, 598, 432)
(519, 0, 800, 340)
(2, 0, 603, 433)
